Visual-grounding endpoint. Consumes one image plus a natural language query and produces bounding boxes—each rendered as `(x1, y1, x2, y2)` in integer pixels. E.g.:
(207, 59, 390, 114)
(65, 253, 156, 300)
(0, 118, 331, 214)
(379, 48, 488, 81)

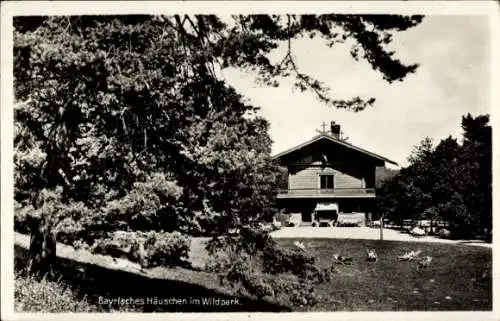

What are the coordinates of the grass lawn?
(273, 238, 492, 311)
(14, 234, 491, 312)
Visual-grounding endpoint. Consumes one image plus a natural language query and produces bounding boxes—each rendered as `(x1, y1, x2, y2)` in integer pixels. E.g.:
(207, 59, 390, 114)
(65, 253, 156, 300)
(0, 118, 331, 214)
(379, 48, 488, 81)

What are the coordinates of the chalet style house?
(273, 121, 397, 227)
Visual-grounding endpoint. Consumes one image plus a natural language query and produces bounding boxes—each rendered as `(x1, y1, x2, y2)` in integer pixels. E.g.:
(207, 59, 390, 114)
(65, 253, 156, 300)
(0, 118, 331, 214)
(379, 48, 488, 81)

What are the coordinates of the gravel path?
(270, 227, 492, 248)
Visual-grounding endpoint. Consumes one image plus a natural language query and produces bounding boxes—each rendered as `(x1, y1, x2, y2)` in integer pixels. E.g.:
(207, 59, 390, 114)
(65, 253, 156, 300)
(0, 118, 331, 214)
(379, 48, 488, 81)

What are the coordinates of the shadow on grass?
(14, 245, 290, 312)
(454, 240, 491, 245)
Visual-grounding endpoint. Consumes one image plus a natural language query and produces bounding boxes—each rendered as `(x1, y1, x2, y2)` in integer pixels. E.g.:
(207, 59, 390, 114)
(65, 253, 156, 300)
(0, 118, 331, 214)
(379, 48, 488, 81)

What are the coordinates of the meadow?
(14, 233, 492, 312)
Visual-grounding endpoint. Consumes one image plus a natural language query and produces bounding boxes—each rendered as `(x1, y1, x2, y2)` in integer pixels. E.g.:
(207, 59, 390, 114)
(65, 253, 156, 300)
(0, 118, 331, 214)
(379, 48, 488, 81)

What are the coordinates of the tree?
(378, 138, 434, 227)
(14, 14, 423, 285)
(378, 115, 492, 240)
(375, 167, 399, 188)
(407, 136, 434, 165)
(460, 114, 492, 239)
(429, 136, 470, 235)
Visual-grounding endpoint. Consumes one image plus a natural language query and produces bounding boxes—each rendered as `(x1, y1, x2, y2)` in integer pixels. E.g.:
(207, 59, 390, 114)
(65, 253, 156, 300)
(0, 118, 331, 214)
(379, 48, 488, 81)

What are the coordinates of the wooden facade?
(273, 130, 396, 226)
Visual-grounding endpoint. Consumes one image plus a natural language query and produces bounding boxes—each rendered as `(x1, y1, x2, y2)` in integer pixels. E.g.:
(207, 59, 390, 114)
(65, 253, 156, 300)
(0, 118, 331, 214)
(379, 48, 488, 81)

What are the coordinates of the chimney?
(330, 121, 341, 139)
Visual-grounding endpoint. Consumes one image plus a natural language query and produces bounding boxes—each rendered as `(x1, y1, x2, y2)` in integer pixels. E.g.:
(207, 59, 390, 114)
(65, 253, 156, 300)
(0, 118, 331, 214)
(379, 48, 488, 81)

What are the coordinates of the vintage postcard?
(1, 1, 498, 321)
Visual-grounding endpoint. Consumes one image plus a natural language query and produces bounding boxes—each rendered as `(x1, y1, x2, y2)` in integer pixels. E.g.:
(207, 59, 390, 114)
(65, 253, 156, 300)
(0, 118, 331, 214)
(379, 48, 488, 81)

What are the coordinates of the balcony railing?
(277, 188, 376, 197)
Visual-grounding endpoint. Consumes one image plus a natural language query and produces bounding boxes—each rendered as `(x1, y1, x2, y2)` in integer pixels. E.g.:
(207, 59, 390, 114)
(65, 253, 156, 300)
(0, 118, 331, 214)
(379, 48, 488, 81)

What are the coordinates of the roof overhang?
(272, 134, 398, 166)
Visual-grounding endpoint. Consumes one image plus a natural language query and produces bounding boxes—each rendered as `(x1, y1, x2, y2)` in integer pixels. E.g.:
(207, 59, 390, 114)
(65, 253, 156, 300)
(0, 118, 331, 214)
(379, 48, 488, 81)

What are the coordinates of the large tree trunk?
(27, 216, 57, 278)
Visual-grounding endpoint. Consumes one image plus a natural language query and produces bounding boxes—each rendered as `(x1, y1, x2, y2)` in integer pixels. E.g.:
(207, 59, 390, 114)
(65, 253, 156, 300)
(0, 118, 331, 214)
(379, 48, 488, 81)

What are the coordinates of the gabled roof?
(272, 134, 398, 166)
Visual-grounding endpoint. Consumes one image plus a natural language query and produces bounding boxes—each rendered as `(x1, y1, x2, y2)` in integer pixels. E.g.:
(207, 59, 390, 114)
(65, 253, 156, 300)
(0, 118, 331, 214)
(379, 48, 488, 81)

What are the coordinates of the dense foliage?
(91, 230, 191, 268)
(377, 114, 492, 240)
(13, 14, 423, 303)
(205, 228, 335, 306)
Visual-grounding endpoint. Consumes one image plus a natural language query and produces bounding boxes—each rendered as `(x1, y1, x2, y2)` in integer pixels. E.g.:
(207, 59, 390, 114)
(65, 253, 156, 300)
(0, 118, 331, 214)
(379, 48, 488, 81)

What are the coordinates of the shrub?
(91, 231, 138, 258)
(204, 250, 231, 274)
(267, 276, 319, 306)
(72, 239, 91, 251)
(205, 227, 335, 307)
(15, 273, 98, 312)
(91, 230, 190, 268)
(438, 228, 451, 239)
(262, 246, 316, 278)
(288, 283, 320, 307)
(141, 231, 191, 267)
(224, 256, 274, 299)
(206, 247, 278, 299)
(207, 234, 335, 306)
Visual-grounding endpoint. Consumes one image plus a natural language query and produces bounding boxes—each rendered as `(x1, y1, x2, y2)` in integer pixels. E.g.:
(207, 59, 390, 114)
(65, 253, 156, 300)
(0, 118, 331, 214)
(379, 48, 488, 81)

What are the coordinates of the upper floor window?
(320, 174, 334, 189)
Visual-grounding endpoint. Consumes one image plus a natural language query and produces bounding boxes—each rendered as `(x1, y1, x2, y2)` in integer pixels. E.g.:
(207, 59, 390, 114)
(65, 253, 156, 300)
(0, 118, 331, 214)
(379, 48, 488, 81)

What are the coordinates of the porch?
(275, 197, 376, 227)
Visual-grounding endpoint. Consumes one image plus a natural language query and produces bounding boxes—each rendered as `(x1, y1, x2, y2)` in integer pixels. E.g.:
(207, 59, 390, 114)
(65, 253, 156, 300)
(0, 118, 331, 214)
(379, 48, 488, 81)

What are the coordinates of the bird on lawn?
(417, 256, 433, 269)
(398, 249, 422, 261)
(366, 249, 378, 262)
(294, 240, 305, 251)
(333, 254, 353, 265)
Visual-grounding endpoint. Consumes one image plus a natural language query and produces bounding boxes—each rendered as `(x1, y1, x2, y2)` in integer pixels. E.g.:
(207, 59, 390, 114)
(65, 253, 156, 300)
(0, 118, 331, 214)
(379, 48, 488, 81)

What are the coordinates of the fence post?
(380, 214, 384, 241)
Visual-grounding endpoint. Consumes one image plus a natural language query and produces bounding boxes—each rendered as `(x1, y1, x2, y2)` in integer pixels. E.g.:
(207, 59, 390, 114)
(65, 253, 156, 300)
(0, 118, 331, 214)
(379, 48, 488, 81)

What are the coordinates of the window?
(320, 175, 334, 189)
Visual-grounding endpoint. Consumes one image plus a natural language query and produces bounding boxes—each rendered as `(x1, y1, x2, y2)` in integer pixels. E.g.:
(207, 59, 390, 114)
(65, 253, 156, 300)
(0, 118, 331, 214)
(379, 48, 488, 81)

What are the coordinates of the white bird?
(417, 256, 433, 269)
(398, 249, 422, 261)
(333, 254, 353, 265)
(294, 241, 305, 251)
(366, 249, 378, 262)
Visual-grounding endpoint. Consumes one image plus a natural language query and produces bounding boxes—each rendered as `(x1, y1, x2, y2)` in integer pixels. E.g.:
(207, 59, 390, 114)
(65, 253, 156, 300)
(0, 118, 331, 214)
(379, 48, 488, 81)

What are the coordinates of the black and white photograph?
(1, 1, 498, 319)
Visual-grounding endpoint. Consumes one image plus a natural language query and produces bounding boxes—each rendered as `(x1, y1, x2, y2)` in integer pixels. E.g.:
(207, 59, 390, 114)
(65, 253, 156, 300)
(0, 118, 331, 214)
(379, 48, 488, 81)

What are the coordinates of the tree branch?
(185, 15, 199, 37)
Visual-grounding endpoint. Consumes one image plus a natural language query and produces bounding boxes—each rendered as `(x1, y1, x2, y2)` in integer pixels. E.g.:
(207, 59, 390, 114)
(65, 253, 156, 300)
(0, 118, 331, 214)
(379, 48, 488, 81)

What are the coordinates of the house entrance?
(302, 210, 312, 222)
(312, 203, 339, 227)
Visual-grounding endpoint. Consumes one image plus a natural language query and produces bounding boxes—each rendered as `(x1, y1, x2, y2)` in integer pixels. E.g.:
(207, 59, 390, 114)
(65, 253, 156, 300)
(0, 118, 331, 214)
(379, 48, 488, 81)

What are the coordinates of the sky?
(223, 15, 491, 168)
